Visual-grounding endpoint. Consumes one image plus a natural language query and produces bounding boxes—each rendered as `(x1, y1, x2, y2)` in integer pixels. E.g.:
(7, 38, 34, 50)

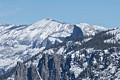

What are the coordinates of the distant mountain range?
(0, 18, 120, 80)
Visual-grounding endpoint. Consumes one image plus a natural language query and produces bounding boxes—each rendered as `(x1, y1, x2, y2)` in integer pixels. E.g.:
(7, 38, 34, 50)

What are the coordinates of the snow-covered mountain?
(0, 18, 120, 80)
(0, 18, 83, 77)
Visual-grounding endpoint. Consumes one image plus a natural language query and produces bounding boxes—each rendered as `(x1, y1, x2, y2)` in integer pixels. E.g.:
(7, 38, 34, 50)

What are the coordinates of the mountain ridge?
(0, 18, 120, 80)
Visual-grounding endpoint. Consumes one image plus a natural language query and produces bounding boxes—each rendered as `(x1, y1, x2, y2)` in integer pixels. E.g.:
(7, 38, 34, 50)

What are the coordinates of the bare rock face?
(27, 65, 41, 80)
(14, 62, 42, 80)
(38, 54, 61, 80)
(12, 53, 75, 80)
(15, 62, 27, 80)
(12, 54, 60, 80)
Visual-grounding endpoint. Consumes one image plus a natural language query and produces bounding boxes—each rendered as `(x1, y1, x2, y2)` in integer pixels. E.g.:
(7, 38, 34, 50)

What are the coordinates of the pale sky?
(0, 0, 120, 28)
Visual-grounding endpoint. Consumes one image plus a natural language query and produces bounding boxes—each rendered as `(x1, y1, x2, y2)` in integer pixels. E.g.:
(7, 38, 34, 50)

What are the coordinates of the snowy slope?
(104, 28, 120, 44)
(76, 23, 108, 36)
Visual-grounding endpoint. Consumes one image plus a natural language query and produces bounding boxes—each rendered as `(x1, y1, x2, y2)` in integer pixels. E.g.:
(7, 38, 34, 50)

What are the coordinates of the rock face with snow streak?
(15, 62, 27, 80)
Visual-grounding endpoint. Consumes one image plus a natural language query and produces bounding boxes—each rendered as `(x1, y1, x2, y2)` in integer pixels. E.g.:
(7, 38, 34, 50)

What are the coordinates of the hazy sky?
(0, 0, 120, 28)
